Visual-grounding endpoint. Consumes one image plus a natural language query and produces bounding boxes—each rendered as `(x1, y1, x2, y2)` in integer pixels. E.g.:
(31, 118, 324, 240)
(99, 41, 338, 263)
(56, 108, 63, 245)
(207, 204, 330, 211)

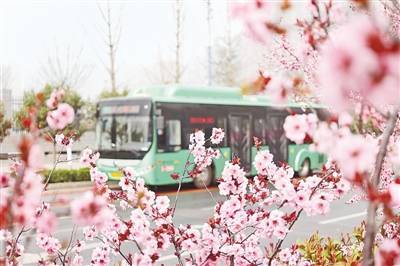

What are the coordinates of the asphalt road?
(19, 184, 367, 265)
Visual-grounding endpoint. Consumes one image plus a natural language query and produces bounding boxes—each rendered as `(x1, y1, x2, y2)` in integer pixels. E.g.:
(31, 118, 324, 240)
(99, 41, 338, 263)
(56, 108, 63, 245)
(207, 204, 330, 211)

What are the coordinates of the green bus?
(95, 85, 327, 188)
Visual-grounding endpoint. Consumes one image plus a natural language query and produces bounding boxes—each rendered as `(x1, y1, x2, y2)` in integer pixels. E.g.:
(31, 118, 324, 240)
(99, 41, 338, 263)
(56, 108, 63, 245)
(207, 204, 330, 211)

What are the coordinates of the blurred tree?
(174, 0, 184, 83)
(213, 2, 241, 87)
(213, 34, 241, 87)
(0, 103, 12, 143)
(14, 84, 93, 137)
(98, 0, 122, 93)
(40, 45, 91, 89)
(144, 1, 186, 85)
(99, 88, 129, 99)
(144, 49, 181, 84)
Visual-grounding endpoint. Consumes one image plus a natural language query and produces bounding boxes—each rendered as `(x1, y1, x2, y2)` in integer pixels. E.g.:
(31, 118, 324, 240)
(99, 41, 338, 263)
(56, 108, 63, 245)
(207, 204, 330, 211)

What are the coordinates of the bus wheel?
(193, 167, 213, 189)
(298, 159, 311, 177)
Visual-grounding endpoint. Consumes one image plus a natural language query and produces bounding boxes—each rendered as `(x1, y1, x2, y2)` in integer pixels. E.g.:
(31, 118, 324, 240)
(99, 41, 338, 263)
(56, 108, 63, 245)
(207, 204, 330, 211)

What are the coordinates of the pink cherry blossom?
(46, 103, 75, 130)
(27, 144, 44, 170)
(332, 134, 378, 180)
(46, 91, 58, 109)
(310, 198, 330, 215)
(219, 162, 248, 196)
(389, 183, 400, 208)
(122, 167, 135, 179)
(73, 239, 85, 253)
(210, 128, 224, 144)
(0, 172, 10, 188)
(80, 148, 100, 167)
(71, 192, 111, 227)
(190, 130, 205, 146)
(266, 76, 292, 103)
(36, 233, 61, 255)
(83, 226, 98, 240)
(55, 133, 74, 147)
(91, 246, 110, 266)
(231, 1, 275, 44)
(253, 150, 276, 176)
(338, 112, 353, 127)
(90, 168, 108, 185)
(375, 238, 400, 266)
(155, 195, 170, 214)
(35, 211, 57, 235)
(46, 89, 65, 109)
(319, 15, 400, 111)
(57, 103, 75, 124)
(283, 114, 309, 144)
(278, 248, 291, 262)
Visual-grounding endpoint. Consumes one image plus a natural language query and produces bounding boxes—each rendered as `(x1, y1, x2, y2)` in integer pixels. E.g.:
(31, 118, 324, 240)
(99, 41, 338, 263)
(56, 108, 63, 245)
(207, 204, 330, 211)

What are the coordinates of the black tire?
(298, 158, 311, 177)
(193, 166, 213, 189)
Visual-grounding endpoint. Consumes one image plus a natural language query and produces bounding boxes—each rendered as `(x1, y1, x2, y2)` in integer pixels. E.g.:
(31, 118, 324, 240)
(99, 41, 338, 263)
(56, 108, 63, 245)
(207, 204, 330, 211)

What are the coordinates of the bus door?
(266, 113, 288, 164)
(228, 114, 251, 172)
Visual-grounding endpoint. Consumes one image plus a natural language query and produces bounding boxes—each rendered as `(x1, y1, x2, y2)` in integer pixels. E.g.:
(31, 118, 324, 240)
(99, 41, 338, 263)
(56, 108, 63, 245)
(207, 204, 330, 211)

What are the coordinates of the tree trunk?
(362, 108, 399, 266)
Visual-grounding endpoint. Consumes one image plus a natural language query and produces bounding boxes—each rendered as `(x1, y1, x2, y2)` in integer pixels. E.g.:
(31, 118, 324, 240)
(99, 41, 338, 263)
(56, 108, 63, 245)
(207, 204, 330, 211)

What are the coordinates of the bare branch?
(97, 0, 122, 93)
(175, 0, 183, 83)
(40, 44, 91, 89)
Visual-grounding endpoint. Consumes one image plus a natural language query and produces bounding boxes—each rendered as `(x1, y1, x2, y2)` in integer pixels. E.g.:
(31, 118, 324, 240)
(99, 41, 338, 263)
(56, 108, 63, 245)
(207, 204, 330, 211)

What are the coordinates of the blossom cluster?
(1, 1, 400, 265)
(319, 15, 400, 112)
(46, 88, 75, 131)
(283, 113, 318, 144)
(188, 129, 222, 175)
(8, 128, 347, 266)
(0, 88, 76, 264)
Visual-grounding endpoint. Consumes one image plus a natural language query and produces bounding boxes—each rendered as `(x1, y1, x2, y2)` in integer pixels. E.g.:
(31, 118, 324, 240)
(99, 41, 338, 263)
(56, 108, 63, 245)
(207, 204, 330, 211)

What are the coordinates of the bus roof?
(115, 84, 326, 109)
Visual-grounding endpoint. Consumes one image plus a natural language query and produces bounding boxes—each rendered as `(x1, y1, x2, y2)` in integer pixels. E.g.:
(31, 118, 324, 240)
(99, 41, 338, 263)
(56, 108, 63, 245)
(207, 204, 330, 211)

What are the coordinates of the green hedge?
(41, 168, 91, 183)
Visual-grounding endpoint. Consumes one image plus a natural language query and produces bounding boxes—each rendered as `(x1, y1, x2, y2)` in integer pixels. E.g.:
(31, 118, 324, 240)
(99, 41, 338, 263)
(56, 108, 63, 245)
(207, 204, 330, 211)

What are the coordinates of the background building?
(0, 88, 13, 119)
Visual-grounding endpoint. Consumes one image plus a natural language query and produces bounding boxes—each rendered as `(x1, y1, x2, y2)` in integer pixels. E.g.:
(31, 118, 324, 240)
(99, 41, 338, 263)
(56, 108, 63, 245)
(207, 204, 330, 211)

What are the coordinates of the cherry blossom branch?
(268, 169, 334, 265)
(44, 148, 64, 190)
(172, 138, 216, 216)
(171, 236, 184, 266)
(200, 178, 216, 204)
(362, 107, 399, 266)
(9, 226, 28, 264)
(61, 225, 77, 263)
(95, 236, 131, 265)
(131, 239, 144, 255)
(171, 148, 193, 216)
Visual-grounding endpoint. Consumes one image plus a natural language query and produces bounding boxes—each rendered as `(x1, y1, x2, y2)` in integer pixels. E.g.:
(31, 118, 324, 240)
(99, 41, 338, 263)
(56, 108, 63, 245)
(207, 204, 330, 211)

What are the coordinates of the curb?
(46, 181, 93, 190)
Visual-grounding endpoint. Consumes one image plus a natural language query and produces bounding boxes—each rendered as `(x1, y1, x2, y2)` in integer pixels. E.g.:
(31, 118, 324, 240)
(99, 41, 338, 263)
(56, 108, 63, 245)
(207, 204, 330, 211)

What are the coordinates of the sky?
(0, 0, 265, 100)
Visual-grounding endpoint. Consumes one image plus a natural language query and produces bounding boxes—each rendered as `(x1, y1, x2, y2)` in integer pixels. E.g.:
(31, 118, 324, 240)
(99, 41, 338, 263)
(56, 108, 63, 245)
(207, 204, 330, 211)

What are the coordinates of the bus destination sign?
(101, 105, 140, 115)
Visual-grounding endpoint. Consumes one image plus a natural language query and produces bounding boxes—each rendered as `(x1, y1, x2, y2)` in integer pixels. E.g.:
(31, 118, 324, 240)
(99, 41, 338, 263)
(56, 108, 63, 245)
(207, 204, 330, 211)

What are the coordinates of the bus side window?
(253, 118, 267, 145)
(166, 120, 182, 151)
(157, 119, 182, 152)
(156, 116, 166, 151)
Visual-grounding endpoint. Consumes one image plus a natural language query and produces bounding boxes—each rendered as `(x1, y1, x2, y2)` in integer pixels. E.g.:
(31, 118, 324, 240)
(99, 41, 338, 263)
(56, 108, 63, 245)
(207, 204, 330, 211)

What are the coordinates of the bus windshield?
(96, 100, 152, 159)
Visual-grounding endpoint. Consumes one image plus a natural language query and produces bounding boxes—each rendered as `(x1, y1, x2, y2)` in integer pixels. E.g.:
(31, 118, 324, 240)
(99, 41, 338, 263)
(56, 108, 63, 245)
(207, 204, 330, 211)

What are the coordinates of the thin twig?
(44, 149, 64, 189)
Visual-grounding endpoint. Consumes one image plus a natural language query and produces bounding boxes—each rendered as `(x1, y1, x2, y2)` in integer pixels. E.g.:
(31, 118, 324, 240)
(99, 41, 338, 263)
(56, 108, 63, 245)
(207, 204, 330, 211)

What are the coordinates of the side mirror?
(166, 120, 181, 151)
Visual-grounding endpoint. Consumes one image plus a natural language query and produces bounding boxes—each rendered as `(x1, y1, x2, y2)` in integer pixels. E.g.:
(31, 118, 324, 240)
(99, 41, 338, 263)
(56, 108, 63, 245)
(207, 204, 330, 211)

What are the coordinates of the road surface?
(20, 184, 367, 265)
